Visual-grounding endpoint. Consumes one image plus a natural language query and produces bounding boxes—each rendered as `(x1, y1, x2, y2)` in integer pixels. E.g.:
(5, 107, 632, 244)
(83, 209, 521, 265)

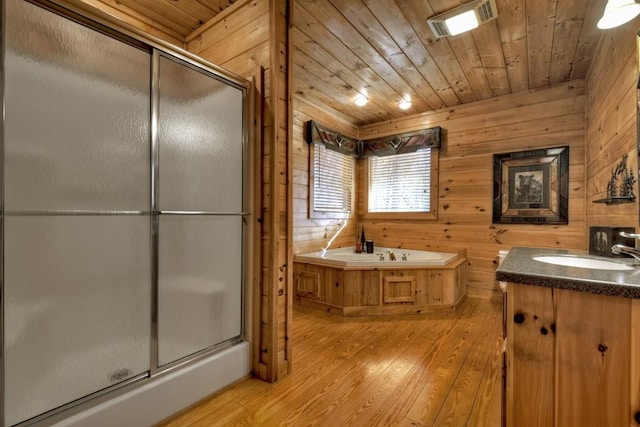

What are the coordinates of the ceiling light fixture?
(354, 94, 368, 106)
(597, 0, 640, 29)
(398, 99, 412, 110)
(427, 0, 498, 39)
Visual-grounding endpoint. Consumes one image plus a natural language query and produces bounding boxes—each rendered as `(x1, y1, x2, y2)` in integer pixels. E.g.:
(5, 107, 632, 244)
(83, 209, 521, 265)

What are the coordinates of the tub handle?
(376, 252, 385, 261)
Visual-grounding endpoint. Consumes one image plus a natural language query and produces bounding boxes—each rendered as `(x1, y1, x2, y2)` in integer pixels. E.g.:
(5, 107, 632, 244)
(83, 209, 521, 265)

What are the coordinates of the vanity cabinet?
(505, 282, 640, 427)
(293, 258, 468, 316)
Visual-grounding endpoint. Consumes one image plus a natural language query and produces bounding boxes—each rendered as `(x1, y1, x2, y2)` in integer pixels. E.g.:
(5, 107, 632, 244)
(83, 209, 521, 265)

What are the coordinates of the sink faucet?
(612, 231, 640, 263)
(611, 244, 640, 263)
(387, 249, 396, 261)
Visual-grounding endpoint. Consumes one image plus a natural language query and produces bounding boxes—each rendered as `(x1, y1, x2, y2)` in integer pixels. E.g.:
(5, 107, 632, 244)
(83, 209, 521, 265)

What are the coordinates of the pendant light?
(597, 0, 640, 29)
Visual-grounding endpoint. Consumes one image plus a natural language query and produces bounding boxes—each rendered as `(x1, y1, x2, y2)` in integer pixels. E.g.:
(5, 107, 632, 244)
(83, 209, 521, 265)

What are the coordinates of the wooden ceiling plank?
(570, 0, 606, 79)
(87, 0, 186, 44)
(294, 1, 423, 116)
(549, 0, 589, 85)
(293, 63, 380, 125)
(296, 0, 439, 112)
(293, 28, 402, 117)
(361, 0, 463, 106)
(293, 46, 394, 122)
(113, 0, 196, 36)
(525, 0, 558, 88)
(328, 0, 451, 111)
(395, 0, 478, 104)
(496, 0, 528, 93)
(446, 34, 495, 101)
(473, 20, 511, 96)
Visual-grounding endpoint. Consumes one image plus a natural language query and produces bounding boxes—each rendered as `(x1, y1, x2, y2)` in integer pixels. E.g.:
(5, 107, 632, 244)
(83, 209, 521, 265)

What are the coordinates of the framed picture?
(493, 146, 569, 224)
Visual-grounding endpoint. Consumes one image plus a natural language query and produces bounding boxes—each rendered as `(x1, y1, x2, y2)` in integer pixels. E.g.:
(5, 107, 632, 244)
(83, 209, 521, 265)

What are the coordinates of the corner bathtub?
(294, 247, 459, 269)
(293, 247, 467, 316)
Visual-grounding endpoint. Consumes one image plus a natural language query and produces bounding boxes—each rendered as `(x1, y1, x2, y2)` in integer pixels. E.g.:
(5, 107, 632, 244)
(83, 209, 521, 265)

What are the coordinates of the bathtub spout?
(387, 249, 397, 261)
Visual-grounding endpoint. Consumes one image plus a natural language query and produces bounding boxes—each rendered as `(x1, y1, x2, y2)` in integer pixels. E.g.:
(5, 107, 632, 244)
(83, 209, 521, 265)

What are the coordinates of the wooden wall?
(186, 0, 292, 382)
(292, 81, 586, 300)
(292, 98, 359, 255)
(585, 18, 640, 229)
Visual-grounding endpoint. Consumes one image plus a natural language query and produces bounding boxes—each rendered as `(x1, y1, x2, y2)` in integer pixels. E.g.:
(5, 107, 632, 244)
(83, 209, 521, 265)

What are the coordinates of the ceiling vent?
(427, 0, 498, 39)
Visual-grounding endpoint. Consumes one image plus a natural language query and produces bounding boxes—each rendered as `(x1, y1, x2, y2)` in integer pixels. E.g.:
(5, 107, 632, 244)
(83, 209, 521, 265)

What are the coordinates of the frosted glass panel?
(158, 56, 244, 212)
(4, 0, 150, 212)
(4, 216, 151, 426)
(158, 216, 242, 366)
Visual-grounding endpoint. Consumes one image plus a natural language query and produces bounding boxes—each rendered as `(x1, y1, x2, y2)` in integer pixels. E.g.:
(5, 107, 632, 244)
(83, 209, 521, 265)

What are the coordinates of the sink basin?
(533, 255, 634, 271)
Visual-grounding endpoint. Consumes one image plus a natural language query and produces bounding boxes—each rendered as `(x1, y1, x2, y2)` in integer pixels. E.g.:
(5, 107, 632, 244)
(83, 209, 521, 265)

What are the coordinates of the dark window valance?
(305, 120, 441, 158)
(306, 120, 360, 157)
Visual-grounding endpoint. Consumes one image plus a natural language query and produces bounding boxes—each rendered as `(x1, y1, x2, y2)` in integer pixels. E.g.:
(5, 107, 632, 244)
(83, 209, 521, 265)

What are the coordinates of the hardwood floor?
(158, 297, 503, 426)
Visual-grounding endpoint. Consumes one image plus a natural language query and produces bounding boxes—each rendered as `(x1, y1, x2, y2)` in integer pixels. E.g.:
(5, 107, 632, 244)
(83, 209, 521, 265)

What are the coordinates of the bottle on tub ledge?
(360, 227, 366, 253)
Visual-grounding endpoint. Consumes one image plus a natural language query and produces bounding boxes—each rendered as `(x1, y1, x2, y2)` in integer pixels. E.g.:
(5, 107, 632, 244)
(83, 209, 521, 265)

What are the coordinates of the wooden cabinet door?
(506, 283, 555, 427)
(555, 289, 631, 427)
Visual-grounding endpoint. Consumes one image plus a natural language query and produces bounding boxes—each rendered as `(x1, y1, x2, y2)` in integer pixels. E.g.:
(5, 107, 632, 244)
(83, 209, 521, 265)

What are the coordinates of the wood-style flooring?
(158, 297, 503, 426)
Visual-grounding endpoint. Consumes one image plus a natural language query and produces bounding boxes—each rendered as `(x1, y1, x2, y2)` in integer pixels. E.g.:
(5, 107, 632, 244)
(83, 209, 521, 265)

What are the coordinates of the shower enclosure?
(2, 0, 251, 425)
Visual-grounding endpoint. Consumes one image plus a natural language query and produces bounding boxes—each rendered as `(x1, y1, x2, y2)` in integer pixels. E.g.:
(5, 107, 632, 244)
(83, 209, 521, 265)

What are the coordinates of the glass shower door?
(156, 55, 244, 366)
(3, 0, 152, 424)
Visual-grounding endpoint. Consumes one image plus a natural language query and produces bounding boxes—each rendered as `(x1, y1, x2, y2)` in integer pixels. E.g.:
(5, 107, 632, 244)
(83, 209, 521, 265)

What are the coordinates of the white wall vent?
(427, 0, 498, 39)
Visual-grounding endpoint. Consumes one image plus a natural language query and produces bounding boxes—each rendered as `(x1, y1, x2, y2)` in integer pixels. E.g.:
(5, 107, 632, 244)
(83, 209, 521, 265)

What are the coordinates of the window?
(309, 143, 354, 218)
(367, 148, 437, 218)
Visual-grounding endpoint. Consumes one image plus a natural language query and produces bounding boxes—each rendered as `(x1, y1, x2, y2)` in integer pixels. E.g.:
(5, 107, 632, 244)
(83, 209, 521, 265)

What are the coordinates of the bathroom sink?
(533, 255, 634, 271)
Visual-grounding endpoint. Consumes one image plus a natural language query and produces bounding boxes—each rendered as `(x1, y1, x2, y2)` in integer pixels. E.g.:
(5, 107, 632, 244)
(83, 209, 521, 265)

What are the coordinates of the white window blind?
(312, 144, 353, 212)
(368, 148, 431, 213)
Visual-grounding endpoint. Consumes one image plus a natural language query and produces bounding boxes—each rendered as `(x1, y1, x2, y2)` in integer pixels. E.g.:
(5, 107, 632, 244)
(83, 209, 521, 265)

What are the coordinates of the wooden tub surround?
(496, 247, 640, 427)
(294, 249, 468, 316)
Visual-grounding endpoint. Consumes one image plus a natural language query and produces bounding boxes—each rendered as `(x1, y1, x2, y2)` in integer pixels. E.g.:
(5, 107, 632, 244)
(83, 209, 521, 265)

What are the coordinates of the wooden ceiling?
(92, 0, 606, 127)
(293, 0, 605, 126)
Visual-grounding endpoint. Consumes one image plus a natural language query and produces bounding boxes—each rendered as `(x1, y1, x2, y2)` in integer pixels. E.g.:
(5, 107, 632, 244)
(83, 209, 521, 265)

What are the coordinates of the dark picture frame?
(493, 146, 569, 224)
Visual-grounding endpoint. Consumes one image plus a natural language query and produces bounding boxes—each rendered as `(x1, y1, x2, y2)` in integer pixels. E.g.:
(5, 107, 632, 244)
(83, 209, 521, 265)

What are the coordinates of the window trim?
(308, 142, 355, 220)
(362, 148, 439, 220)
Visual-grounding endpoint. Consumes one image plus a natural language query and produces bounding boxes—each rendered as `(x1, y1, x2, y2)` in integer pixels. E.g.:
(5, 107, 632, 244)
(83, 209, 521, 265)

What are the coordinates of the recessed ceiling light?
(398, 100, 412, 110)
(445, 10, 479, 36)
(597, 0, 640, 29)
(354, 94, 368, 106)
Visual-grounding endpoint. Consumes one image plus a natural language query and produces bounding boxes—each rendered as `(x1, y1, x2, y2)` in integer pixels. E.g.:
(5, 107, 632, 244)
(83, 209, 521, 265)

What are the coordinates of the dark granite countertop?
(495, 247, 640, 298)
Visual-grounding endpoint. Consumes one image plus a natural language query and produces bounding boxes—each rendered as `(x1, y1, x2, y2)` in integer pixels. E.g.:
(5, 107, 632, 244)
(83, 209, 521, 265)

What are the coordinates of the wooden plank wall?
(292, 97, 359, 255)
(585, 18, 640, 229)
(352, 82, 587, 300)
(186, 0, 291, 382)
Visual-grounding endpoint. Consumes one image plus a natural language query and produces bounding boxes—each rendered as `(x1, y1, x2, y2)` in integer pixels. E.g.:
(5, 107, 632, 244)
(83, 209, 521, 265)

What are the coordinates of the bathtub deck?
(157, 296, 502, 427)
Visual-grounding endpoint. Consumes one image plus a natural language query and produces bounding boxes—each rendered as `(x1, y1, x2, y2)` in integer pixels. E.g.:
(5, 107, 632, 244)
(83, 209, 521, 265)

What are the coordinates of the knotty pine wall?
(358, 82, 586, 299)
(585, 18, 640, 229)
(292, 82, 586, 300)
(292, 98, 359, 255)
